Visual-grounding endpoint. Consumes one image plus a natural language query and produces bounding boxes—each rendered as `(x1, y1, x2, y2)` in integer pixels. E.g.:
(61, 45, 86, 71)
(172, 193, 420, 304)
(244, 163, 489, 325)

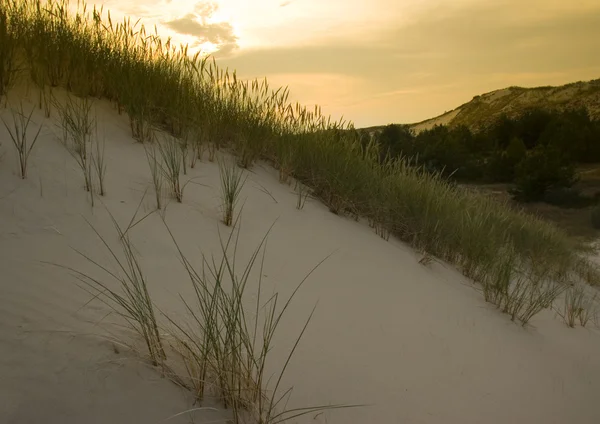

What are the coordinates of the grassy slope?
(0, 0, 598, 326)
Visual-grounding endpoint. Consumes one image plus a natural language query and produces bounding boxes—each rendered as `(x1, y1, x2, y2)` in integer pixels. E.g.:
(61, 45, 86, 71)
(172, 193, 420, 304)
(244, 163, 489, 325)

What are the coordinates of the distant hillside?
(365, 79, 600, 134)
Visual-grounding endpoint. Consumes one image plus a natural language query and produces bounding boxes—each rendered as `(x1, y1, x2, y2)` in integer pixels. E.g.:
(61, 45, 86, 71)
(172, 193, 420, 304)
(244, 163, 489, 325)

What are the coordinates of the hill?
(365, 79, 600, 134)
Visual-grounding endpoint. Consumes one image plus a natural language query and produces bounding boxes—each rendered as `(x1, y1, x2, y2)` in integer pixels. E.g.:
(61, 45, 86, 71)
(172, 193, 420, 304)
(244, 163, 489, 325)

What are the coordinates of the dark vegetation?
(368, 108, 600, 205)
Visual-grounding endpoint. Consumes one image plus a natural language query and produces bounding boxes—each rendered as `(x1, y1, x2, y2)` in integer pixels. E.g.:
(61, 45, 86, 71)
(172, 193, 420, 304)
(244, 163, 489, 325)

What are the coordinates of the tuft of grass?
(294, 179, 311, 210)
(53, 205, 359, 423)
(556, 284, 597, 327)
(162, 218, 359, 423)
(91, 133, 107, 196)
(40, 86, 52, 118)
(52, 209, 166, 366)
(144, 141, 164, 210)
(207, 142, 217, 163)
(156, 133, 183, 203)
(189, 126, 206, 169)
(481, 249, 566, 325)
(218, 157, 246, 227)
(55, 94, 95, 192)
(1, 102, 42, 179)
(178, 134, 189, 175)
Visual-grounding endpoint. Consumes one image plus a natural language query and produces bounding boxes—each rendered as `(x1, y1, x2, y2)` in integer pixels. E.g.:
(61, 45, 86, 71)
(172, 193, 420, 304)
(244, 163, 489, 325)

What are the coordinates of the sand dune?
(1, 87, 600, 423)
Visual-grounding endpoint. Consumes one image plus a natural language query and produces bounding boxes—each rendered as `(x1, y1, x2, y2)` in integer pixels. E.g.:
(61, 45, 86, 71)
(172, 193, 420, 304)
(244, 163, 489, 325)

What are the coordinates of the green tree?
(378, 124, 414, 159)
(515, 108, 553, 149)
(485, 137, 526, 182)
(506, 136, 526, 163)
(512, 146, 577, 201)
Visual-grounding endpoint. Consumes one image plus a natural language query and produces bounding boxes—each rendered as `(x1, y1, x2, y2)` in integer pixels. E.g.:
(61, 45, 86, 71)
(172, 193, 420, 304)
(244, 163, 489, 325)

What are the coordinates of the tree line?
(362, 108, 600, 205)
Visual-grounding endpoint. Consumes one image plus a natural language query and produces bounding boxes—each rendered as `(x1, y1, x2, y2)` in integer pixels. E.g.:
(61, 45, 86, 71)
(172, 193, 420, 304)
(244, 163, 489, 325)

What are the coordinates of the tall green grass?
(1, 0, 598, 325)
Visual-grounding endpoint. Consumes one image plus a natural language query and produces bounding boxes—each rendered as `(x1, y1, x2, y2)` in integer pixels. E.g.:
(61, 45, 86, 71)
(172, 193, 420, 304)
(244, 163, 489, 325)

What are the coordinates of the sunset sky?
(94, 0, 600, 127)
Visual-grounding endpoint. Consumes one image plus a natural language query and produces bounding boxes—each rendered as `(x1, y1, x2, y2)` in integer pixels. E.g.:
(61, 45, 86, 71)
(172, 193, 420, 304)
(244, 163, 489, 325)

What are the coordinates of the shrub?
(505, 136, 527, 162)
(512, 147, 577, 202)
(485, 150, 515, 182)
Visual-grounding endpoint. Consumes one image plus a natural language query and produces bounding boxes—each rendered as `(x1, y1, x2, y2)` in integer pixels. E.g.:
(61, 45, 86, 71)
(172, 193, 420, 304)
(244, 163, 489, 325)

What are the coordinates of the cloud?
(215, 0, 600, 125)
(163, 2, 238, 55)
(280, 1, 293, 6)
(165, 15, 237, 43)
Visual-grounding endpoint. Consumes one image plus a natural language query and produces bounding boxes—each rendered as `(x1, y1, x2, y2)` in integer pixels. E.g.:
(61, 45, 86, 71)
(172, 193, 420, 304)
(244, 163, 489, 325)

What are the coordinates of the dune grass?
(1, 0, 598, 326)
(91, 133, 106, 196)
(155, 133, 183, 203)
(1, 101, 42, 179)
(54, 201, 354, 422)
(0, 4, 17, 100)
(53, 211, 167, 366)
(294, 180, 311, 210)
(556, 283, 598, 328)
(219, 156, 247, 227)
(144, 141, 164, 210)
(162, 218, 355, 423)
(55, 93, 95, 192)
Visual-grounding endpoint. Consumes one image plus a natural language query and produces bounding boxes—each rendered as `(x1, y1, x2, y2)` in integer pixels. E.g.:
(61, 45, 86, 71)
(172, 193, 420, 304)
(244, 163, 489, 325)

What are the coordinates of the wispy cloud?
(163, 2, 238, 55)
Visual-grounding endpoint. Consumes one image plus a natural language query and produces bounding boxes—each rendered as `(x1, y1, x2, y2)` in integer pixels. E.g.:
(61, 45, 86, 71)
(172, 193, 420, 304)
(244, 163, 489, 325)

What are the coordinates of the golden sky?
(95, 0, 600, 127)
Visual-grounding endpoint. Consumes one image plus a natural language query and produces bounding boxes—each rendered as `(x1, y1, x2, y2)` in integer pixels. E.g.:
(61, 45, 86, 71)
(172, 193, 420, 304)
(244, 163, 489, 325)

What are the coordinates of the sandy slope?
(1, 87, 600, 424)
(410, 109, 461, 134)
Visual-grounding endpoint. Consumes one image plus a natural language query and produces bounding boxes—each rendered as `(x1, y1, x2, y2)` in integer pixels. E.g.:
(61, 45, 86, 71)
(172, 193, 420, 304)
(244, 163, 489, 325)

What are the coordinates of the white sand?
(2, 87, 600, 424)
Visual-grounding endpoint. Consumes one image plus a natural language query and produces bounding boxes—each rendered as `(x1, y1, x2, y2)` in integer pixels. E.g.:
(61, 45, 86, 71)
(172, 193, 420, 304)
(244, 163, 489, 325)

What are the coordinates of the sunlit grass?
(1, 0, 598, 328)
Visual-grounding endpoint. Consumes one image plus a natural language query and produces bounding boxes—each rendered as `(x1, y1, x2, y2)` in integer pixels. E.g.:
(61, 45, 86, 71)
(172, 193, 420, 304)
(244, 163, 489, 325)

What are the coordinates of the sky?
(92, 0, 600, 128)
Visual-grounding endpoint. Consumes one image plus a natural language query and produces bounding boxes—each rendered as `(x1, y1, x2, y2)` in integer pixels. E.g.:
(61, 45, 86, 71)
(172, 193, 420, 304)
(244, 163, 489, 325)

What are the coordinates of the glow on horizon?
(88, 0, 600, 127)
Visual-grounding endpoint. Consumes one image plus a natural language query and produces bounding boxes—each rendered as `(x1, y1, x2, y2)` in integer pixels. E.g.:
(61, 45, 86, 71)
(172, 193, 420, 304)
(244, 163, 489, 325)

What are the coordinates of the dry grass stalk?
(1, 102, 42, 179)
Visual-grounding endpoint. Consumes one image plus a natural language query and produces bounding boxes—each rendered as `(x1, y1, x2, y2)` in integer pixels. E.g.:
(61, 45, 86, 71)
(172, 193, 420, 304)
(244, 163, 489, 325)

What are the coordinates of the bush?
(485, 151, 514, 182)
(512, 147, 577, 202)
